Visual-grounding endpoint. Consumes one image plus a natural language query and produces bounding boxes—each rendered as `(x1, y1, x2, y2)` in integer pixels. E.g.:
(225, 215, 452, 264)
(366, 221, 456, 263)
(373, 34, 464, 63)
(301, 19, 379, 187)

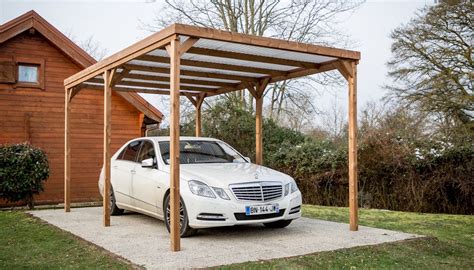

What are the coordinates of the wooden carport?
(64, 23, 360, 252)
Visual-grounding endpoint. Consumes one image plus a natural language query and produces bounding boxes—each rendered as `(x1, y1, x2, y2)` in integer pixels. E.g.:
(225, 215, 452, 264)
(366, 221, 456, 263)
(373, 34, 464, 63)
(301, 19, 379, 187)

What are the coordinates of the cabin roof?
(0, 10, 163, 122)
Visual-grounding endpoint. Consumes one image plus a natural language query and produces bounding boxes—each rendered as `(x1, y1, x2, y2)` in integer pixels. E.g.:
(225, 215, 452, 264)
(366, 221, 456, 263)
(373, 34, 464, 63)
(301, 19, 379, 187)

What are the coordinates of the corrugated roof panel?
(194, 38, 337, 63)
(122, 78, 220, 89)
(129, 60, 267, 77)
(129, 70, 241, 83)
(146, 49, 298, 71)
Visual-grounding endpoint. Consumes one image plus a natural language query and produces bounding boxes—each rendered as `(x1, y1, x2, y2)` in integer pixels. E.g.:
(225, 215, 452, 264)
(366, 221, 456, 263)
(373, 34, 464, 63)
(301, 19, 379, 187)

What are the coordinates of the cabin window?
(14, 57, 45, 89)
(18, 64, 39, 83)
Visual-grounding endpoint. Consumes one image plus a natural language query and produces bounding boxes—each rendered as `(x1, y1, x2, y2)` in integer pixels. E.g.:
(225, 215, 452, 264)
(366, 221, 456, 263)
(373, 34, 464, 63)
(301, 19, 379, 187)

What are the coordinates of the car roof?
(138, 136, 221, 143)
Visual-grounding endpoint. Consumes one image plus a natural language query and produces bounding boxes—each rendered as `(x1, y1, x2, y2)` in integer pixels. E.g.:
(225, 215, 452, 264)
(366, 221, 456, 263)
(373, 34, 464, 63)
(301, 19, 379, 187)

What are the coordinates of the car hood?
(172, 163, 292, 188)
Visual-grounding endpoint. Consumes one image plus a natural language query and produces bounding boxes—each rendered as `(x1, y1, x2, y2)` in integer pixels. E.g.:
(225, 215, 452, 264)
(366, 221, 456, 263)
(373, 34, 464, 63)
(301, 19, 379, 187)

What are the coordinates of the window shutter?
(0, 61, 16, 83)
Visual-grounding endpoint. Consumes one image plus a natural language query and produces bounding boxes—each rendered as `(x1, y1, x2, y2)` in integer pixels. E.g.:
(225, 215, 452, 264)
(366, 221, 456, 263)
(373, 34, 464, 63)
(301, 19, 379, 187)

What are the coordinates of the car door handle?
(130, 169, 136, 174)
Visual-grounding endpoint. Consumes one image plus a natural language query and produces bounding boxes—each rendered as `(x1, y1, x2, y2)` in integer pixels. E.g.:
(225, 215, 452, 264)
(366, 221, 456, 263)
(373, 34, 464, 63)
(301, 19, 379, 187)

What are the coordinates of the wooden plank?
(103, 69, 112, 227)
(255, 94, 263, 165)
(184, 93, 197, 107)
(173, 23, 360, 60)
(123, 63, 259, 83)
(125, 73, 236, 88)
(269, 60, 338, 83)
(88, 77, 218, 93)
(110, 67, 130, 86)
(254, 78, 269, 165)
(179, 37, 199, 56)
(137, 54, 288, 76)
(182, 47, 319, 69)
(167, 36, 181, 252)
(245, 83, 257, 99)
(82, 83, 200, 96)
(64, 87, 71, 212)
(348, 61, 358, 231)
(64, 34, 176, 88)
(195, 94, 205, 137)
(335, 60, 353, 81)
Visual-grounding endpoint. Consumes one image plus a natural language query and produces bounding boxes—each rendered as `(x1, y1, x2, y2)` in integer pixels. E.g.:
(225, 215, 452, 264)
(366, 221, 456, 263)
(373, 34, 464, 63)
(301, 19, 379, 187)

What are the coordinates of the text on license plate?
(245, 204, 279, 216)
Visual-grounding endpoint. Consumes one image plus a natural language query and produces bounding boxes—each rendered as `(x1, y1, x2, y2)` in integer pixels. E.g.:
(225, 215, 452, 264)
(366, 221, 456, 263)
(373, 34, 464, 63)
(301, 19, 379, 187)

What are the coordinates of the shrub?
(0, 143, 50, 208)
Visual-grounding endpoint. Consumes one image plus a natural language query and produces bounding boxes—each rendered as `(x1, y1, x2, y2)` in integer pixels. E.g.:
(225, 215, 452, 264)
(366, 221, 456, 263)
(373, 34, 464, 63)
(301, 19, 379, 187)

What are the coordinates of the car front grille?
(234, 209, 285, 221)
(230, 182, 283, 202)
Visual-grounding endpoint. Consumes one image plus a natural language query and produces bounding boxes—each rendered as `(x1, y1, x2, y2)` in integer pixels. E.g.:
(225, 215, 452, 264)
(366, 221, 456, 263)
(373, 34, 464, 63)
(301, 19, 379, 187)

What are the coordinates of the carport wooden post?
(336, 60, 359, 231)
(167, 36, 181, 252)
(64, 87, 71, 212)
(254, 79, 269, 165)
(103, 69, 115, 227)
(195, 94, 205, 137)
(185, 93, 206, 137)
(348, 62, 358, 231)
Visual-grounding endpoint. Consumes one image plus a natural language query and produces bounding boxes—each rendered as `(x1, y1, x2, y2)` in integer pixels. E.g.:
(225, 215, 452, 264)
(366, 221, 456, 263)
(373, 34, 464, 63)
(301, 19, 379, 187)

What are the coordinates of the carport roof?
(64, 23, 360, 96)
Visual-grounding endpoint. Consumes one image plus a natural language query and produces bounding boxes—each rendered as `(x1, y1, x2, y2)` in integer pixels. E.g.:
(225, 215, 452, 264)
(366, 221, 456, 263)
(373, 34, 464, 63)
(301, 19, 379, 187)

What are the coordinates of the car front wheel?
(164, 195, 197, 237)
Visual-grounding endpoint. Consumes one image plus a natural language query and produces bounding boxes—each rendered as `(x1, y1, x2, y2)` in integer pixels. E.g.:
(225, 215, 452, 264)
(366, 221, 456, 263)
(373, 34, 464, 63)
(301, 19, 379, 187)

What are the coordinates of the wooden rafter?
(65, 34, 176, 88)
(83, 83, 200, 96)
(137, 54, 288, 76)
(163, 47, 319, 68)
(123, 63, 260, 83)
(125, 73, 238, 88)
(88, 77, 218, 93)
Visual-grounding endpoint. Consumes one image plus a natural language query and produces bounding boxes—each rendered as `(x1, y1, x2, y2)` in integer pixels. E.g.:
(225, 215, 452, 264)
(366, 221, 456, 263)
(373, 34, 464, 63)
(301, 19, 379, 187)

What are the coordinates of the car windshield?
(159, 140, 247, 164)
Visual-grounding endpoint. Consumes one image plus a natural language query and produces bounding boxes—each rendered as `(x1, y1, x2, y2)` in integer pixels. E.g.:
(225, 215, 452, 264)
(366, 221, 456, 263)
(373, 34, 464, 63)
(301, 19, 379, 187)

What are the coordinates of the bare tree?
(142, 0, 362, 124)
(66, 31, 108, 60)
(386, 0, 473, 129)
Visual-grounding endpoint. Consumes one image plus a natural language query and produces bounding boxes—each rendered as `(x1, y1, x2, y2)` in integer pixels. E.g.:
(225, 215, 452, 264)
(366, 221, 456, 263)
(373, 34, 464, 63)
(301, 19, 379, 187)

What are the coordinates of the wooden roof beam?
(169, 47, 321, 69)
(125, 73, 238, 88)
(88, 77, 218, 93)
(83, 83, 201, 96)
(123, 63, 260, 83)
(136, 54, 288, 76)
(64, 34, 176, 88)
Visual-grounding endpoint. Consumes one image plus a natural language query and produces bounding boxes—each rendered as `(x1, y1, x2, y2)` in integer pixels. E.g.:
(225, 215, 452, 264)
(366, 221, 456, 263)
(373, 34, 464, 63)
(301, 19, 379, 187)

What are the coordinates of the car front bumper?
(184, 190, 302, 229)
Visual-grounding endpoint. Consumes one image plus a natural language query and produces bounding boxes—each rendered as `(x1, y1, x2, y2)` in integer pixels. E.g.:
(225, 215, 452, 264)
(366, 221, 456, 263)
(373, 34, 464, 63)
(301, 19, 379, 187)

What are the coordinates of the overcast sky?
(0, 0, 433, 125)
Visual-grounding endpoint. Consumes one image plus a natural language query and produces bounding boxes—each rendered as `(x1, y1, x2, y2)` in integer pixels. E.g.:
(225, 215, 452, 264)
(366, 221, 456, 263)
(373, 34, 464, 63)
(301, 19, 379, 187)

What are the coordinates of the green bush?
(0, 143, 49, 208)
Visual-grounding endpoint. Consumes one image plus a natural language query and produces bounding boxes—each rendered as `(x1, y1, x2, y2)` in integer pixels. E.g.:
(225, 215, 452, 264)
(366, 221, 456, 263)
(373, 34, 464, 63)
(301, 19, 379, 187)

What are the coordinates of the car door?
(132, 140, 166, 215)
(112, 140, 141, 208)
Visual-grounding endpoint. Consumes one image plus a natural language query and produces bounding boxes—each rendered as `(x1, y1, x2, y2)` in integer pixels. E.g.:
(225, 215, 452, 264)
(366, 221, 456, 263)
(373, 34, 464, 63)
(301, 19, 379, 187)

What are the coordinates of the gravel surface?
(29, 207, 419, 269)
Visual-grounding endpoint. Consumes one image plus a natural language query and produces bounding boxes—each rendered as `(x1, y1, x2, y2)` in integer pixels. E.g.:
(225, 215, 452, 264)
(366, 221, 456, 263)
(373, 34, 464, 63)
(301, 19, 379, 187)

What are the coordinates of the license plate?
(245, 204, 279, 216)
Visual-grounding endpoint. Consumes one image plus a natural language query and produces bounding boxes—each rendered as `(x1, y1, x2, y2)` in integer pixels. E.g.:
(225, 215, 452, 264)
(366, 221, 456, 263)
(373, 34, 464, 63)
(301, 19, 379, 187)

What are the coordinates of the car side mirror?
(244, 157, 251, 163)
(141, 158, 154, 168)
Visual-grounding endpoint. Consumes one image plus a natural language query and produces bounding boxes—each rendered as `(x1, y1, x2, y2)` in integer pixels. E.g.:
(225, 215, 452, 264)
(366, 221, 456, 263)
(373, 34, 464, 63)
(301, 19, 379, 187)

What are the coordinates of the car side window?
(118, 141, 141, 162)
(137, 141, 156, 163)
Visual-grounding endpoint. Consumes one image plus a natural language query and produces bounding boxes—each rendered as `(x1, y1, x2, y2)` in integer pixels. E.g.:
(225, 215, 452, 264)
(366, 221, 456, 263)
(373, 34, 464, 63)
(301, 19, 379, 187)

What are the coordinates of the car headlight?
(284, 183, 290, 196)
(188, 180, 216, 198)
(290, 181, 299, 193)
(212, 187, 230, 200)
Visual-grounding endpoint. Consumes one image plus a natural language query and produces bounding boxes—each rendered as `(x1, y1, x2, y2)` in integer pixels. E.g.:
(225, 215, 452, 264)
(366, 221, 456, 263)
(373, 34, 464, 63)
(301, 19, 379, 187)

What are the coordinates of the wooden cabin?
(0, 11, 163, 205)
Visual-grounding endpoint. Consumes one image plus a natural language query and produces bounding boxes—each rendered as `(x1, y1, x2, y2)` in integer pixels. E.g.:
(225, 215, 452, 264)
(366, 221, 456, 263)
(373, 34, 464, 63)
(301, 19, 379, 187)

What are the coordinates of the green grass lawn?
(221, 205, 474, 269)
(0, 211, 131, 269)
(0, 206, 472, 269)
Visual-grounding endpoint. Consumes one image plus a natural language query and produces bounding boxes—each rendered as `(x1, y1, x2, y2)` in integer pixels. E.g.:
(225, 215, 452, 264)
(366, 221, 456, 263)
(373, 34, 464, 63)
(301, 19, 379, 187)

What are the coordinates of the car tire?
(164, 195, 197, 237)
(263, 219, 292, 228)
(109, 187, 124, 216)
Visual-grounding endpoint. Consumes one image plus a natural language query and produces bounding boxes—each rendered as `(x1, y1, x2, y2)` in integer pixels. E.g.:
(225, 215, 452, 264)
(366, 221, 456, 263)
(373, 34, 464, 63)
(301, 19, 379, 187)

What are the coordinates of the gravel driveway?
(29, 207, 419, 269)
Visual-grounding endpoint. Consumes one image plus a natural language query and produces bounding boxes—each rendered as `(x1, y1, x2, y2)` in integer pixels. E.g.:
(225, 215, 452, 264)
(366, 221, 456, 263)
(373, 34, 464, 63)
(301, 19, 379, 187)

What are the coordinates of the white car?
(99, 137, 302, 237)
